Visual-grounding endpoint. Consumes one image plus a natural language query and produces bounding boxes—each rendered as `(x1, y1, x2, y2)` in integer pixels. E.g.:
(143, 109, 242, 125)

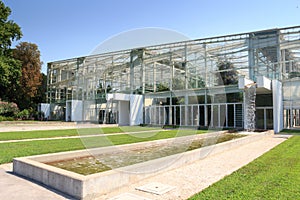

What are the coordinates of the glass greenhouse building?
(42, 26, 300, 133)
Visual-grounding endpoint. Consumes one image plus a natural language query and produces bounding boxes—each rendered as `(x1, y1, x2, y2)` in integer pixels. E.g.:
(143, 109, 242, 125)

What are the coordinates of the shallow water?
(45, 133, 244, 175)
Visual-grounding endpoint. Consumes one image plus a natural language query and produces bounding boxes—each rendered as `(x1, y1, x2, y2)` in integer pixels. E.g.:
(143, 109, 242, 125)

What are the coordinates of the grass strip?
(189, 135, 300, 200)
(0, 129, 208, 164)
(280, 129, 300, 135)
(0, 126, 161, 141)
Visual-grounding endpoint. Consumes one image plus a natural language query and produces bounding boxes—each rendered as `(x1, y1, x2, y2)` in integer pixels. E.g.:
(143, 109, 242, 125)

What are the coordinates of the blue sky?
(3, 0, 300, 73)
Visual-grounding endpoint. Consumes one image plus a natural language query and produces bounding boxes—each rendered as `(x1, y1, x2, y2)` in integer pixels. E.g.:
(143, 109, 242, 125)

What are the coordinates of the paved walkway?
(0, 121, 117, 132)
(0, 134, 289, 200)
(0, 129, 165, 144)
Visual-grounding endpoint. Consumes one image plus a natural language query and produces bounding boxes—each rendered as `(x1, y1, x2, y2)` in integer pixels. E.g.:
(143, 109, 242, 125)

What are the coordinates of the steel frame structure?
(47, 26, 300, 129)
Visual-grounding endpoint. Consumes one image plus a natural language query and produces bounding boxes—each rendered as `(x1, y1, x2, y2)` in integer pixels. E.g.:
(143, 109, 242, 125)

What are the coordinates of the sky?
(3, 0, 300, 74)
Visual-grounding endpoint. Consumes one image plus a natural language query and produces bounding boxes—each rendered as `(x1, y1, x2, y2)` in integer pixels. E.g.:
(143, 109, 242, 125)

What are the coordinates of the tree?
(172, 77, 185, 90)
(0, 56, 21, 101)
(33, 73, 47, 104)
(0, 1, 22, 101)
(216, 60, 238, 85)
(156, 82, 169, 92)
(13, 42, 42, 110)
(0, 1, 22, 56)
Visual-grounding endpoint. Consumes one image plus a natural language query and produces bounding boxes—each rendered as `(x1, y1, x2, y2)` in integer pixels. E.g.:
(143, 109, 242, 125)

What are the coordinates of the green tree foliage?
(189, 76, 206, 89)
(289, 72, 300, 79)
(13, 42, 42, 110)
(172, 77, 185, 90)
(0, 1, 23, 102)
(0, 56, 21, 101)
(0, 1, 22, 56)
(33, 73, 47, 104)
(217, 60, 238, 85)
(156, 82, 169, 92)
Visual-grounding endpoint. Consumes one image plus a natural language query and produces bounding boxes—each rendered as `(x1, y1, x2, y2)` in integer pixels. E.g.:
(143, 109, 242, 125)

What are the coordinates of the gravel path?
(0, 133, 289, 200)
(0, 121, 116, 132)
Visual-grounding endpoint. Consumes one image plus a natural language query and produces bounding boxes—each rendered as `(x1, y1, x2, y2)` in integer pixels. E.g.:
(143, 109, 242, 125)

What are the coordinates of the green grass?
(0, 126, 162, 141)
(189, 135, 300, 200)
(280, 129, 300, 135)
(0, 129, 79, 141)
(0, 129, 208, 164)
(0, 139, 85, 164)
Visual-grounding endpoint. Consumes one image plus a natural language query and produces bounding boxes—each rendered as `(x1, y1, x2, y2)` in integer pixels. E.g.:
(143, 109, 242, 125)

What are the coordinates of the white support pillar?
(272, 79, 283, 133)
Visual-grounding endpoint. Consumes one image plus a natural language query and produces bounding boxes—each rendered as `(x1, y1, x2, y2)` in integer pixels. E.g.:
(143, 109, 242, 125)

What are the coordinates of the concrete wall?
(238, 77, 254, 89)
(83, 100, 97, 121)
(256, 76, 271, 90)
(13, 131, 273, 199)
(66, 100, 83, 122)
(119, 101, 130, 125)
(38, 103, 50, 119)
(130, 94, 143, 125)
(106, 93, 144, 126)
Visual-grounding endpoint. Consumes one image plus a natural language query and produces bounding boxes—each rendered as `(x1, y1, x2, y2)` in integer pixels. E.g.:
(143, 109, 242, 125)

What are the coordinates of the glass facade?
(46, 26, 300, 129)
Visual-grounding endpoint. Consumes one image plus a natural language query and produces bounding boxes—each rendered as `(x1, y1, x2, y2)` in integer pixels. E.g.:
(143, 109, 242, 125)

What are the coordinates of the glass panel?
(159, 107, 164, 125)
(213, 105, 219, 127)
(220, 105, 226, 127)
(181, 106, 186, 126)
(207, 105, 211, 127)
(144, 107, 150, 124)
(227, 105, 234, 127)
(164, 106, 170, 125)
(296, 110, 300, 126)
(171, 106, 176, 125)
(193, 106, 198, 126)
(175, 106, 180, 125)
(155, 107, 159, 125)
(235, 104, 243, 127)
(199, 106, 205, 126)
(266, 109, 273, 129)
(187, 106, 192, 126)
(256, 109, 264, 129)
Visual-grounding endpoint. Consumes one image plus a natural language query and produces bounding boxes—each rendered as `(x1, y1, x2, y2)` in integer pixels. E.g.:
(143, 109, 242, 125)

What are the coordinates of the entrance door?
(118, 101, 130, 125)
(66, 101, 72, 121)
(256, 107, 273, 130)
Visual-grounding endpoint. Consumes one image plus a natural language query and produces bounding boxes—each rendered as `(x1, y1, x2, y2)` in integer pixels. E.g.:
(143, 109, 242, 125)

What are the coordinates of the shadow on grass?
(280, 129, 300, 135)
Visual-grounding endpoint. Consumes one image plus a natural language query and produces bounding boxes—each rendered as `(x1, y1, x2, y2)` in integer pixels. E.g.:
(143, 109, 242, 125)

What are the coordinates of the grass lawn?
(0, 126, 162, 141)
(280, 129, 300, 135)
(189, 135, 300, 200)
(0, 129, 208, 164)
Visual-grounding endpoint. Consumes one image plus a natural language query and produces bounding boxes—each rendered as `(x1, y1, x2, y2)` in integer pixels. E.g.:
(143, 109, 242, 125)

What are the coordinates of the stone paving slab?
(0, 164, 69, 200)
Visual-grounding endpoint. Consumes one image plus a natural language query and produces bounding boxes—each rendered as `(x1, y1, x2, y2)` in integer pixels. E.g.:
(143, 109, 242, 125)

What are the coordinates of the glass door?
(256, 109, 265, 129)
(256, 107, 273, 130)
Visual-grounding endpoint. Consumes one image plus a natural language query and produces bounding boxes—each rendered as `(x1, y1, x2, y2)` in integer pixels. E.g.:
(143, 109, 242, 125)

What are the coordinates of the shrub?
(0, 100, 19, 117)
(0, 116, 14, 121)
(289, 72, 300, 79)
(17, 109, 30, 120)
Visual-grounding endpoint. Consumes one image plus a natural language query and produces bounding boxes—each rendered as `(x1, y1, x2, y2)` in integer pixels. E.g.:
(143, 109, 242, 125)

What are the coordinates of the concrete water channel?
(13, 130, 272, 199)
